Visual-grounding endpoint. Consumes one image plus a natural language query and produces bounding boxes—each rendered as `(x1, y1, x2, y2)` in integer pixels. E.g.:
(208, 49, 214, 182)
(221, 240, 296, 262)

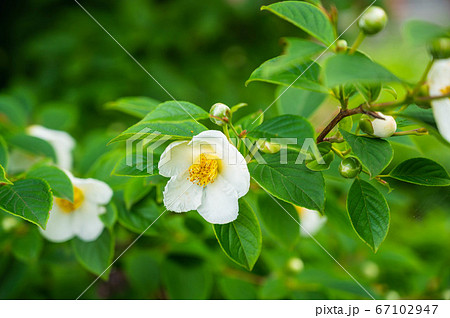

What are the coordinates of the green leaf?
(258, 196, 300, 248)
(403, 20, 449, 46)
(72, 229, 114, 278)
(123, 251, 160, 295)
(37, 102, 79, 131)
(354, 83, 382, 103)
(100, 203, 118, 229)
(213, 199, 262, 270)
(324, 53, 400, 88)
(306, 147, 334, 171)
(105, 96, 161, 118)
(27, 166, 74, 201)
(0, 136, 8, 169)
(219, 277, 258, 300)
(124, 178, 153, 209)
(11, 227, 43, 262)
(262, 1, 335, 45)
(340, 129, 393, 177)
(0, 178, 52, 229)
(8, 134, 57, 162)
(248, 115, 314, 146)
(110, 101, 208, 143)
(389, 158, 450, 186)
(346, 179, 390, 252)
(161, 255, 212, 299)
(261, 38, 325, 76)
(117, 199, 163, 235)
(276, 86, 326, 118)
(236, 111, 264, 132)
(248, 152, 325, 211)
(112, 151, 160, 177)
(0, 164, 12, 185)
(0, 95, 27, 128)
(246, 57, 327, 93)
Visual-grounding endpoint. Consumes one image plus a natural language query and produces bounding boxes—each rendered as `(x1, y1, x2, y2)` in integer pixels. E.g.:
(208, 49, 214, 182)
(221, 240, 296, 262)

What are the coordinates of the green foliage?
(403, 20, 449, 46)
(72, 229, 115, 278)
(389, 158, 450, 186)
(324, 54, 400, 88)
(11, 227, 43, 262)
(0, 179, 52, 229)
(8, 134, 57, 163)
(248, 115, 314, 146)
(26, 166, 74, 201)
(340, 129, 393, 177)
(0, 165, 12, 185)
(262, 1, 335, 45)
(347, 179, 390, 252)
(249, 152, 325, 211)
(213, 199, 262, 270)
(105, 96, 161, 118)
(111, 101, 208, 143)
(246, 57, 327, 93)
(257, 196, 300, 248)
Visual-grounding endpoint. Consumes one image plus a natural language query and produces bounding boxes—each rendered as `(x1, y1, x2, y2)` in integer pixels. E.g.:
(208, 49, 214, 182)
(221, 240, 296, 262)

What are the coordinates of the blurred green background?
(0, 0, 449, 300)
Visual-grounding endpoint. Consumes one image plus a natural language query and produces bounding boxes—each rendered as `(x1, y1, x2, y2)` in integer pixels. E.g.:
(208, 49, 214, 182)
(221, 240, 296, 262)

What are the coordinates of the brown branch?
(316, 106, 364, 143)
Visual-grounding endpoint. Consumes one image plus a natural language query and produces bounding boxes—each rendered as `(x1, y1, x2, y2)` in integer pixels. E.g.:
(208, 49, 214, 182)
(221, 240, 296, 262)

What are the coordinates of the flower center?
(440, 86, 450, 96)
(188, 153, 219, 187)
(55, 186, 84, 213)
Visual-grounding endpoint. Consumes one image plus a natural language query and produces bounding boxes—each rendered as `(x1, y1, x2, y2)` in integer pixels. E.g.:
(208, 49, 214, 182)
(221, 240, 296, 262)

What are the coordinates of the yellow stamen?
(440, 86, 450, 95)
(188, 153, 219, 187)
(55, 186, 84, 213)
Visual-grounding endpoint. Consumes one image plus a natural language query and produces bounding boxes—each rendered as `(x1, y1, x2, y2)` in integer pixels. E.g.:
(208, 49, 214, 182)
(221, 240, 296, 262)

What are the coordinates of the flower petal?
(163, 172, 203, 212)
(158, 141, 194, 177)
(428, 58, 450, 142)
(220, 143, 250, 198)
(39, 205, 75, 243)
(197, 176, 239, 224)
(73, 177, 113, 205)
(27, 125, 75, 170)
(72, 201, 105, 242)
(189, 130, 228, 159)
(298, 208, 327, 237)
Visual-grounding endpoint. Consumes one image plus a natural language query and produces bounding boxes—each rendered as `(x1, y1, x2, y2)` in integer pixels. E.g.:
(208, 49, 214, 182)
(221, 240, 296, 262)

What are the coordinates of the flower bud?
(358, 6, 387, 35)
(359, 112, 397, 138)
(339, 157, 362, 179)
(415, 84, 431, 109)
(256, 139, 281, 154)
(287, 257, 304, 274)
(335, 39, 348, 53)
(429, 37, 450, 59)
(209, 103, 230, 126)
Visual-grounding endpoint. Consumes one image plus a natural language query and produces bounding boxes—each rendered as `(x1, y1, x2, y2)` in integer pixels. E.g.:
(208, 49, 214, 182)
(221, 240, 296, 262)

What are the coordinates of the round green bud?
(359, 112, 397, 138)
(335, 39, 348, 53)
(256, 139, 281, 154)
(358, 6, 387, 35)
(429, 37, 450, 59)
(209, 103, 230, 126)
(416, 84, 431, 109)
(339, 157, 362, 179)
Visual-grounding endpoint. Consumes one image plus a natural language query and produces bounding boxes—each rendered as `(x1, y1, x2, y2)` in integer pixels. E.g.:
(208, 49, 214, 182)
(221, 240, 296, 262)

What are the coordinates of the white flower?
(428, 58, 450, 143)
(40, 171, 113, 242)
(158, 130, 250, 224)
(295, 207, 327, 237)
(28, 125, 76, 170)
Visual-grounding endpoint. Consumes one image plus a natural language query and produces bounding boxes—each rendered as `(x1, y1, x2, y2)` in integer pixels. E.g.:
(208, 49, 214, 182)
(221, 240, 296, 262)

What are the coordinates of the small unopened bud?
(287, 257, 304, 274)
(335, 39, 348, 53)
(358, 6, 387, 35)
(209, 103, 230, 126)
(429, 37, 450, 59)
(256, 139, 281, 154)
(416, 84, 431, 109)
(361, 261, 379, 279)
(359, 112, 397, 138)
